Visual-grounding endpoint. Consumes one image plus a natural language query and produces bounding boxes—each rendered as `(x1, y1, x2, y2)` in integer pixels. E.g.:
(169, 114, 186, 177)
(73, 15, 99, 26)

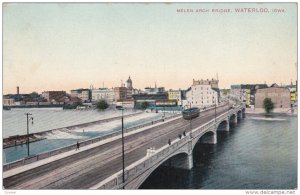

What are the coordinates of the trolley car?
(182, 107, 200, 120)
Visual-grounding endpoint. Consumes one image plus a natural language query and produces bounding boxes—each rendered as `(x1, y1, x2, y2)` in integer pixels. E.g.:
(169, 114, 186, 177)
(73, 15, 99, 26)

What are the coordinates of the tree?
(97, 100, 109, 110)
(141, 101, 149, 110)
(263, 98, 274, 114)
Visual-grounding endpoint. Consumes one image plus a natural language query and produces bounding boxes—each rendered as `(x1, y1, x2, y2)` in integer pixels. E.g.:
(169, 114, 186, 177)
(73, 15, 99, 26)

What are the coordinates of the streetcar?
(182, 107, 200, 120)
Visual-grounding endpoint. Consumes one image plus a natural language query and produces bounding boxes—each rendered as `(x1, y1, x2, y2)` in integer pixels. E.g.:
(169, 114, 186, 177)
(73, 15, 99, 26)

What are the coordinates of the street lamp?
(214, 101, 217, 123)
(189, 102, 192, 137)
(25, 113, 33, 156)
(163, 104, 166, 121)
(121, 100, 125, 189)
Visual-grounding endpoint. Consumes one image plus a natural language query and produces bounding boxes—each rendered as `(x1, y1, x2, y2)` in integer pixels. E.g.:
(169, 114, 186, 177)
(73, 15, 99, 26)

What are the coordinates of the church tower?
(126, 76, 133, 89)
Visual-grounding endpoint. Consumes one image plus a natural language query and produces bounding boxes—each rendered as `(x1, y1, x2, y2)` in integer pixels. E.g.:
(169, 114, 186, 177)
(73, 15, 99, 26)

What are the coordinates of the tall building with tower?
(126, 76, 133, 90)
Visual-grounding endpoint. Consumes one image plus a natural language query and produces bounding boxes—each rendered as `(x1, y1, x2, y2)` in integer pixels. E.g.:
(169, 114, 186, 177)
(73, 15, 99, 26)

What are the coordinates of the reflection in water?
(140, 116, 297, 189)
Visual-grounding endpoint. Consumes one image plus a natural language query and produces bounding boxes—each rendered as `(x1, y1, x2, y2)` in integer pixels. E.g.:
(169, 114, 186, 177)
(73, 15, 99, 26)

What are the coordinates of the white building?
(70, 89, 90, 102)
(3, 98, 15, 106)
(185, 84, 218, 108)
(92, 88, 115, 105)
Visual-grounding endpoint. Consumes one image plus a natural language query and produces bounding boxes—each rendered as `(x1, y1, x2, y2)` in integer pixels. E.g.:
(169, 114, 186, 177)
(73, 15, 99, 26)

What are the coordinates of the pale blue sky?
(3, 3, 297, 94)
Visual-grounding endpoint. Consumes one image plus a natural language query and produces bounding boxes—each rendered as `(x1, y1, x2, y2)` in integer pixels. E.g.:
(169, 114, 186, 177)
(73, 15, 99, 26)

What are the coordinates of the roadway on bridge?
(3, 105, 230, 189)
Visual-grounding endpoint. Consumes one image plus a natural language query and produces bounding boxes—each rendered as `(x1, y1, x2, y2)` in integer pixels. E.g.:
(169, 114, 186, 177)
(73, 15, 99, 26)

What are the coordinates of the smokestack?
(17, 86, 19, 95)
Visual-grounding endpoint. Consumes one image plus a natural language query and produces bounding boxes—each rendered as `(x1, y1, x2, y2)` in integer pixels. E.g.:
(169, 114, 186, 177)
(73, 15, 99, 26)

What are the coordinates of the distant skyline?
(3, 3, 297, 94)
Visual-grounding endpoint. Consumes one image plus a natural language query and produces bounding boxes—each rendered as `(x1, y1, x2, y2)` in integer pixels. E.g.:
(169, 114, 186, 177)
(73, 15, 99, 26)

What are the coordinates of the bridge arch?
(192, 130, 217, 150)
(133, 150, 191, 189)
(216, 119, 229, 132)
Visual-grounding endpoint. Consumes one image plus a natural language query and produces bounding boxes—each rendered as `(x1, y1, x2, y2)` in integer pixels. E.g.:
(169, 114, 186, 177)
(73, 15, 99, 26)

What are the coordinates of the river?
(2, 108, 178, 163)
(140, 114, 297, 189)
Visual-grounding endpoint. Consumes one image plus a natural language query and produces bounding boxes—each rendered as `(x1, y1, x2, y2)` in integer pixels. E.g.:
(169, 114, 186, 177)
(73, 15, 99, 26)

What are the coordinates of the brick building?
(255, 84, 291, 108)
(41, 91, 66, 102)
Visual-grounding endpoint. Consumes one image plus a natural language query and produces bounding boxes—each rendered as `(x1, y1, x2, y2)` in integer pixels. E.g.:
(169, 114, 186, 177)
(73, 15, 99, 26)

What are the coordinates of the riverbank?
(3, 135, 46, 149)
(245, 108, 297, 116)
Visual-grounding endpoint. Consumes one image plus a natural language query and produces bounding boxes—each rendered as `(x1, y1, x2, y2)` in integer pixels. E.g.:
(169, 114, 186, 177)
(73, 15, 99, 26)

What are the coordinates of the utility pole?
(25, 113, 33, 156)
(121, 100, 125, 189)
(189, 102, 192, 138)
(214, 101, 217, 123)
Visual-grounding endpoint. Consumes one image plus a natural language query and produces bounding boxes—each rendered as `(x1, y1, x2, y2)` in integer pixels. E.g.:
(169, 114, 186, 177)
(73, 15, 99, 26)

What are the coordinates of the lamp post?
(25, 113, 33, 156)
(121, 100, 125, 189)
(214, 101, 217, 123)
(189, 103, 193, 138)
(163, 104, 166, 121)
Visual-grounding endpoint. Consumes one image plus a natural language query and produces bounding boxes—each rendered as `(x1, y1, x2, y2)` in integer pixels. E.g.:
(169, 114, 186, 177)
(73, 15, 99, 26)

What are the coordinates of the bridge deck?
(3, 105, 230, 189)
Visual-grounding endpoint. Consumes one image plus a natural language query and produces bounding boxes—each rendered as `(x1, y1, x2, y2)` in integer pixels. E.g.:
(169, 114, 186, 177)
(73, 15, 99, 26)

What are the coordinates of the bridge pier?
(163, 152, 193, 170)
(242, 111, 246, 118)
(217, 120, 229, 131)
(170, 153, 193, 170)
(232, 117, 238, 124)
(224, 122, 230, 131)
(200, 132, 217, 144)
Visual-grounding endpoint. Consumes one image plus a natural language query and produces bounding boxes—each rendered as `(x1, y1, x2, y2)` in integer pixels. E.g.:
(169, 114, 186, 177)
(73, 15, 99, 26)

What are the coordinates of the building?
(92, 88, 115, 105)
(230, 84, 268, 107)
(41, 91, 66, 102)
(144, 87, 165, 94)
(185, 82, 218, 109)
(230, 85, 247, 104)
(168, 89, 183, 106)
(70, 88, 91, 102)
(255, 84, 291, 109)
(192, 78, 219, 89)
(126, 76, 133, 99)
(3, 99, 15, 106)
(285, 83, 297, 106)
(58, 96, 82, 107)
(143, 82, 165, 94)
(132, 93, 169, 109)
(114, 87, 128, 101)
(126, 76, 133, 89)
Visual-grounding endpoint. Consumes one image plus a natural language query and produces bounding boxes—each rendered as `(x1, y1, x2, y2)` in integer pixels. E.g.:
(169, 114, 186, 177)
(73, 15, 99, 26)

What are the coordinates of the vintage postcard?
(2, 2, 298, 193)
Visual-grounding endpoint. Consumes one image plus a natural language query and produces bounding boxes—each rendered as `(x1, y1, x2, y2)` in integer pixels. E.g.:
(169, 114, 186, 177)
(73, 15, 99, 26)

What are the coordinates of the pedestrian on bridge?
(168, 139, 171, 145)
(76, 141, 80, 151)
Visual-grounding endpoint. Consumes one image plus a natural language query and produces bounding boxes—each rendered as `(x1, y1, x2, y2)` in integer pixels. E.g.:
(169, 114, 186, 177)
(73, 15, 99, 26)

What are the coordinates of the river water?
(3, 108, 178, 163)
(140, 115, 297, 189)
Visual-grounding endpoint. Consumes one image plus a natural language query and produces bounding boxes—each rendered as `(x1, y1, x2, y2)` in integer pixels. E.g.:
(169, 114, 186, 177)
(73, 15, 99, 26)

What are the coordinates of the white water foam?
(250, 117, 286, 121)
(43, 130, 88, 140)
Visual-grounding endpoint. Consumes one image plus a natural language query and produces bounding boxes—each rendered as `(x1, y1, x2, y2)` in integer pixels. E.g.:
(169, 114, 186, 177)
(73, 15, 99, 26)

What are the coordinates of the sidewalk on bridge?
(3, 114, 183, 179)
